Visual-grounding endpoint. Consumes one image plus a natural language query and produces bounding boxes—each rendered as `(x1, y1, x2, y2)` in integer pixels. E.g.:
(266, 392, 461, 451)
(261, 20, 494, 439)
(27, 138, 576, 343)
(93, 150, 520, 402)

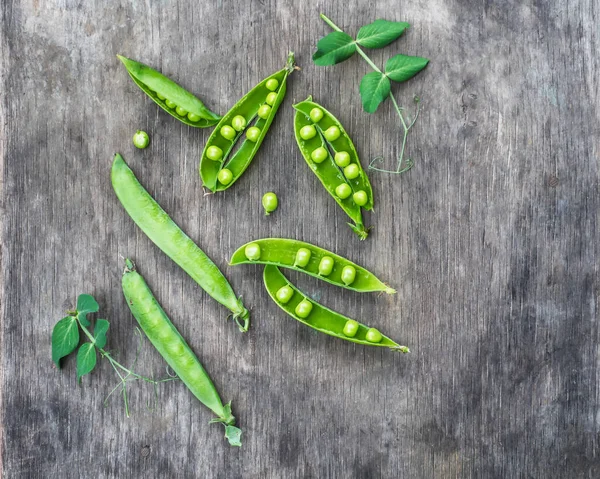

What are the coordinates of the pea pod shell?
(230, 238, 395, 294)
(118, 55, 220, 128)
(293, 97, 374, 210)
(293, 105, 368, 239)
(200, 53, 295, 192)
(263, 265, 407, 351)
(111, 154, 249, 330)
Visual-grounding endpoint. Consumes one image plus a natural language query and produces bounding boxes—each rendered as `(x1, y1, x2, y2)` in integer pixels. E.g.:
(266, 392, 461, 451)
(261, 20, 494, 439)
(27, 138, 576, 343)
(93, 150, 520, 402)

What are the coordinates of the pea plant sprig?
(51, 293, 177, 416)
(313, 14, 429, 174)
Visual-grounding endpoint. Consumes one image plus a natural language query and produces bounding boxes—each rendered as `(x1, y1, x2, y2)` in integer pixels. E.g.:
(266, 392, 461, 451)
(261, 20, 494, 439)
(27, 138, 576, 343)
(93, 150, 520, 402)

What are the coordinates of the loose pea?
(311, 147, 328, 164)
(217, 168, 233, 185)
(318, 256, 334, 276)
(206, 145, 223, 161)
(187, 112, 201, 122)
(220, 125, 236, 140)
(165, 99, 177, 109)
(266, 92, 278, 106)
(132, 130, 150, 149)
(176, 106, 188, 116)
(323, 126, 341, 141)
(266, 78, 279, 91)
(365, 328, 383, 343)
(294, 248, 312, 267)
(257, 104, 272, 119)
(246, 126, 261, 142)
(341, 265, 356, 285)
(343, 319, 359, 338)
(275, 285, 294, 304)
(299, 125, 317, 140)
(156, 92, 166, 100)
(231, 115, 246, 131)
(309, 108, 324, 122)
(244, 242, 261, 261)
(344, 163, 360, 180)
(295, 299, 313, 318)
(334, 151, 351, 168)
(262, 192, 278, 215)
(353, 190, 368, 206)
(335, 183, 352, 199)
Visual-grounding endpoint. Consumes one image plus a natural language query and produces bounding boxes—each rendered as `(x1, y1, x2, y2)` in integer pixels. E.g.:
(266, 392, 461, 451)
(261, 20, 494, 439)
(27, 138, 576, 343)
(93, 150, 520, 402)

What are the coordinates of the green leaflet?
(93, 319, 110, 349)
(359, 72, 391, 113)
(51, 316, 80, 368)
(385, 54, 430, 82)
(356, 19, 410, 49)
(76, 293, 99, 327)
(76, 342, 97, 382)
(313, 31, 356, 66)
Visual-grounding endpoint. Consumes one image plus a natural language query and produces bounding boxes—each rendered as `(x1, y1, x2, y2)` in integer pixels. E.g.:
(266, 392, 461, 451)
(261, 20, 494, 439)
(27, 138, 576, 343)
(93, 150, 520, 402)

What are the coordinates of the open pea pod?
(263, 265, 408, 352)
(293, 98, 370, 239)
(199, 52, 296, 192)
(230, 238, 395, 294)
(118, 55, 221, 128)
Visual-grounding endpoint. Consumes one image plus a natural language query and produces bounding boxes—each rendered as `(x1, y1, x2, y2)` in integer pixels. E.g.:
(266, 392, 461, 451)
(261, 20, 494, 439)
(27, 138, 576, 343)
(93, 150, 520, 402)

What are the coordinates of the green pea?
(176, 106, 188, 116)
(220, 125, 236, 140)
(217, 168, 233, 185)
(266, 78, 279, 91)
(187, 112, 201, 122)
(353, 190, 368, 206)
(294, 248, 312, 267)
(257, 104, 272, 119)
(295, 299, 313, 318)
(310, 147, 328, 164)
(244, 242, 261, 261)
(132, 130, 150, 149)
(299, 125, 317, 140)
(262, 192, 278, 215)
(335, 183, 352, 199)
(246, 126, 261, 142)
(341, 265, 356, 285)
(343, 319, 359, 338)
(309, 107, 324, 123)
(318, 256, 334, 276)
(275, 285, 294, 304)
(365, 328, 383, 343)
(167, 340, 185, 357)
(334, 151, 351, 168)
(323, 126, 341, 141)
(344, 163, 360, 180)
(231, 115, 247, 131)
(165, 99, 177, 109)
(266, 92, 278, 106)
(206, 145, 223, 161)
(156, 92, 166, 100)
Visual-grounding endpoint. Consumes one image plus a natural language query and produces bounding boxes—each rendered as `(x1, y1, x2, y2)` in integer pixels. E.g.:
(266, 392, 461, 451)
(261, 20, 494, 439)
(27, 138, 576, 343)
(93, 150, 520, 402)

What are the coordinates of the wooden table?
(1, 1, 598, 477)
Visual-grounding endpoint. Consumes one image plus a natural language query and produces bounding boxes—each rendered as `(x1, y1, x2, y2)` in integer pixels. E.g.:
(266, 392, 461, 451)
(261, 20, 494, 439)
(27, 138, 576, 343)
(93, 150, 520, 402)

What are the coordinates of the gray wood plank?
(1, 0, 599, 477)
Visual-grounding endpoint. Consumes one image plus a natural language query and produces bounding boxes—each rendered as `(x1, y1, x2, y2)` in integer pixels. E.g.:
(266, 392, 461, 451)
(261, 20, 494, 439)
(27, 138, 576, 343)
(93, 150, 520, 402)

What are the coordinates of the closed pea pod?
(230, 238, 395, 294)
(263, 266, 408, 352)
(117, 55, 220, 128)
(111, 154, 250, 331)
(199, 53, 296, 192)
(121, 259, 242, 446)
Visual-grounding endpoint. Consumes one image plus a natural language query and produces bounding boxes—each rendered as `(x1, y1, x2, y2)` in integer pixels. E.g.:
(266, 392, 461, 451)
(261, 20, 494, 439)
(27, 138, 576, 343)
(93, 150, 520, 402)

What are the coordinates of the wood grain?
(1, 0, 599, 477)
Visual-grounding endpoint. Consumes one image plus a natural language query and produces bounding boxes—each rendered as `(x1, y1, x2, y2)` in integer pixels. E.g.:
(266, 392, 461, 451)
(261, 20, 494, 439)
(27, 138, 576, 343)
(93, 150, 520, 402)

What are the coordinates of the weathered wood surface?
(1, 0, 599, 477)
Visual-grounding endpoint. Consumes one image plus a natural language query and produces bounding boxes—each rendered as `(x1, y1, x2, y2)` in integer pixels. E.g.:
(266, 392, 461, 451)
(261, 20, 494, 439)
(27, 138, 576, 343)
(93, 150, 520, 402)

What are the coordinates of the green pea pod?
(293, 97, 370, 239)
(263, 265, 408, 352)
(111, 154, 249, 332)
(294, 97, 373, 210)
(230, 238, 395, 294)
(199, 52, 296, 192)
(118, 55, 221, 128)
(122, 259, 242, 447)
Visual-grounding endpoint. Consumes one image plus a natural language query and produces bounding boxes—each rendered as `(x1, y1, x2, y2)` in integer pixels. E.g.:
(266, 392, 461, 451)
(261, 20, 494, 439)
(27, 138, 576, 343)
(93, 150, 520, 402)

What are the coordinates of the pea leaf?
(52, 316, 80, 368)
(356, 19, 410, 49)
(76, 294, 98, 327)
(93, 319, 110, 349)
(76, 342, 97, 382)
(359, 72, 391, 113)
(385, 54, 429, 82)
(313, 31, 356, 66)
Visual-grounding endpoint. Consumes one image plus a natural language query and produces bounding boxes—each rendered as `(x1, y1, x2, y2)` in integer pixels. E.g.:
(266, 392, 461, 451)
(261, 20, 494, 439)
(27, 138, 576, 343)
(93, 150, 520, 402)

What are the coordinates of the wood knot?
(141, 446, 151, 458)
(548, 175, 559, 187)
